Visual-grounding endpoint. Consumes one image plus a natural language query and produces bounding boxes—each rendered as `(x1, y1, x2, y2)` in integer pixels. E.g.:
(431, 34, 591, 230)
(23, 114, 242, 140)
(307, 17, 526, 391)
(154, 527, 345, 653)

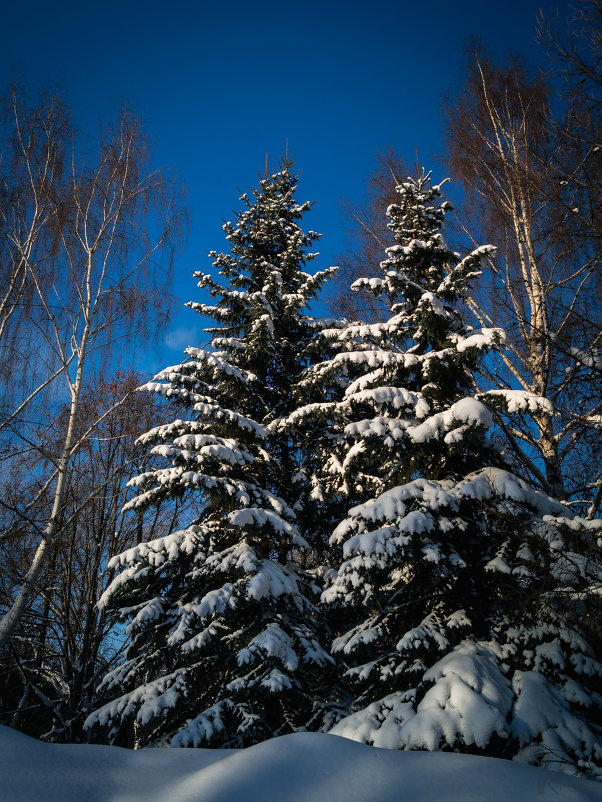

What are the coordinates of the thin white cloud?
(164, 326, 199, 353)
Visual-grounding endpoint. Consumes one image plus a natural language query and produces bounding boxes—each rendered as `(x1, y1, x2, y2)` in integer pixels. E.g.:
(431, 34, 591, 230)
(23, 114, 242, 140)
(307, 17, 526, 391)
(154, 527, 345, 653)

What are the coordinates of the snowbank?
(1, 725, 601, 802)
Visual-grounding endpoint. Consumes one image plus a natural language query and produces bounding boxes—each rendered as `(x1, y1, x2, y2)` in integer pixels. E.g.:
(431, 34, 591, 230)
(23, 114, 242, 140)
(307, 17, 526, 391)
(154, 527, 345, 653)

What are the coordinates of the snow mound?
(1, 726, 601, 802)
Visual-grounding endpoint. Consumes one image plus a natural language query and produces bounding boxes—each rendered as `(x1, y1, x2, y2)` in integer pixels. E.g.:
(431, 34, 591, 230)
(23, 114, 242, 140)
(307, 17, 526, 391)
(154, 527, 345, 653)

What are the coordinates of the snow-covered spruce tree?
(297, 172, 602, 777)
(84, 160, 337, 748)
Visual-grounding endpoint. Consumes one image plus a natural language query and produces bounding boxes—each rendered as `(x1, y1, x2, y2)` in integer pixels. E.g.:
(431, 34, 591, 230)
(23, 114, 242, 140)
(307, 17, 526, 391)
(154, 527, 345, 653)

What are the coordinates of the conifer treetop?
(85, 158, 337, 749)
(307, 170, 602, 779)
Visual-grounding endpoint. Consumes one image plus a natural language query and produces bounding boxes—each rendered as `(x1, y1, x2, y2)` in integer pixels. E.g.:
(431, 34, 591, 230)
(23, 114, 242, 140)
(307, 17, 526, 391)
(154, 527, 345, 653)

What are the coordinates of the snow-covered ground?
(1, 725, 601, 802)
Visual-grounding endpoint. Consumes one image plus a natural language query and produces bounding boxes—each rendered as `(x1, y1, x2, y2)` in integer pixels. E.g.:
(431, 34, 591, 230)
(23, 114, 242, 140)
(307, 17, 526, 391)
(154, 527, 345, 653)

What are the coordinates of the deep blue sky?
(1, 0, 572, 372)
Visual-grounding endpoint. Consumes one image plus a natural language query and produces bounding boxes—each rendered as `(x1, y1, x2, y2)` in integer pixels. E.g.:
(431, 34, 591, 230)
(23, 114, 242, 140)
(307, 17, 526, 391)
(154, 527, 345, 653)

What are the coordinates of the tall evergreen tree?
(296, 172, 602, 777)
(85, 159, 336, 748)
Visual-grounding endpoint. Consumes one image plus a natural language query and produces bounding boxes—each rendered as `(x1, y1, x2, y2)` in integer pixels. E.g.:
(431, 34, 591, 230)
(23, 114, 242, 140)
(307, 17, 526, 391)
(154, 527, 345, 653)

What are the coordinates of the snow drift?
(1, 725, 601, 802)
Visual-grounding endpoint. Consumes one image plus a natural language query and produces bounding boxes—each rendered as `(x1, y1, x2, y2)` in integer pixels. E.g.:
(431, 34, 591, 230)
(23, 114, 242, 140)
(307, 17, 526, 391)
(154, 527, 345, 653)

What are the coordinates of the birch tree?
(443, 49, 601, 509)
(0, 85, 187, 651)
(0, 372, 189, 742)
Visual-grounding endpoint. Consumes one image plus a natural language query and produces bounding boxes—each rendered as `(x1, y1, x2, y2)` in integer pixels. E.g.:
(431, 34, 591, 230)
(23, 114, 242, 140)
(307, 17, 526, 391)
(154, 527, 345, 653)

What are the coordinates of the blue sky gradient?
(1, 0, 573, 371)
